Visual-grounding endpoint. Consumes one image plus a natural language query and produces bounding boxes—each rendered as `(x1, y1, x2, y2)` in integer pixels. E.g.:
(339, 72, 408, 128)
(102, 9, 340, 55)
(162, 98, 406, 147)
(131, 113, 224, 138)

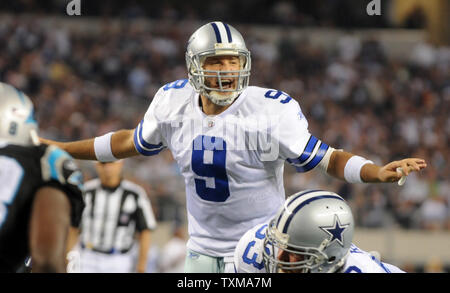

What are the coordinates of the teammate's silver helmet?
(263, 190, 354, 273)
(0, 82, 39, 146)
(186, 21, 251, 106)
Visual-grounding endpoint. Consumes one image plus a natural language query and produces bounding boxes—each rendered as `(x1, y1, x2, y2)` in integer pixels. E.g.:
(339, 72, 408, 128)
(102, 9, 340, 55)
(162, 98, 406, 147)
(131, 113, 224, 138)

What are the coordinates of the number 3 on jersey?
(191, 135, 230, 202)
(243, 225, 269, 269)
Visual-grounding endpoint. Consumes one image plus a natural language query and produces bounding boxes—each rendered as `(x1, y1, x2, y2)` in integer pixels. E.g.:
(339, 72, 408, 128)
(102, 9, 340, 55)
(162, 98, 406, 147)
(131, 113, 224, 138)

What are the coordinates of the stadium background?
(0, 0, 448, 272)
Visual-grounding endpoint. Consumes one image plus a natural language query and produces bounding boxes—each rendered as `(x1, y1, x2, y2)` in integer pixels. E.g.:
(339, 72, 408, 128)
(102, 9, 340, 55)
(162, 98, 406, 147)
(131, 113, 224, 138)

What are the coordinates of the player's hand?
(39, 137, 65, 148)
(39, 137, 54, 145)
(377, 158, 427, 183)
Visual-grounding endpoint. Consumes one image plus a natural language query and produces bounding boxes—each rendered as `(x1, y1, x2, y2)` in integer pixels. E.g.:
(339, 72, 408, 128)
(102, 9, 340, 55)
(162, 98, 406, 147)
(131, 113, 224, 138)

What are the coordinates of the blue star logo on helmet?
(319, 215, 349, 247)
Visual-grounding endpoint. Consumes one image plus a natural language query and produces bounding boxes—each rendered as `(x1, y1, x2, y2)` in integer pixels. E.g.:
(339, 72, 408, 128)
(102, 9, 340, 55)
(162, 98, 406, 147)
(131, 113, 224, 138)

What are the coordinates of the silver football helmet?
(186, 21, 251, 106)
(0, 82, 39, 146)
(263, 190, 354, 273)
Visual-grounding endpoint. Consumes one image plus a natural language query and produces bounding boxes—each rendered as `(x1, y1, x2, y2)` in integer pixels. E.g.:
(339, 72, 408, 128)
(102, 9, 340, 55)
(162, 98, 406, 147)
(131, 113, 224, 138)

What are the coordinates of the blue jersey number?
(243, 241, 264, 269)
(242, 225, 269, 270)
(264, 90, 292, 104)
(163, 79, 188, 91)
(191, 135, 230, 202)
(344, 266, 362, 273)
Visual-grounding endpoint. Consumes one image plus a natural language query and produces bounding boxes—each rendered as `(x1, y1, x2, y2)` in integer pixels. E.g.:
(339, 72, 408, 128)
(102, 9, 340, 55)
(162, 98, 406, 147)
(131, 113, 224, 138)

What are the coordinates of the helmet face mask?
(186, 22, 251, 106)
(262, 190, 354, 273)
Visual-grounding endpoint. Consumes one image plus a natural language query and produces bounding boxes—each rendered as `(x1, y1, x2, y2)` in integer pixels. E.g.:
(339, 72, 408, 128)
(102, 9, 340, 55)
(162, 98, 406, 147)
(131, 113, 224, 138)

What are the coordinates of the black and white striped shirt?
(80, 179, 156, 254)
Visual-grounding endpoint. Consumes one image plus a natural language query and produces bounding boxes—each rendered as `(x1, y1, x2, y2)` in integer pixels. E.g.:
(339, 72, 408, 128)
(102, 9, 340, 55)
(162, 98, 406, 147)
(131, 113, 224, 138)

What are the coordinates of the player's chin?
(217, 90, 236, 96)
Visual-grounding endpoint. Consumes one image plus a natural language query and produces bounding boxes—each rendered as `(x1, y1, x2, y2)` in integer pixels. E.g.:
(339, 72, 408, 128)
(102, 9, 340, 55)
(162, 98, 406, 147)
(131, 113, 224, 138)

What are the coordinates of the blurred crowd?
(1, 0, 400, 28)
(0, 15, 448, 233)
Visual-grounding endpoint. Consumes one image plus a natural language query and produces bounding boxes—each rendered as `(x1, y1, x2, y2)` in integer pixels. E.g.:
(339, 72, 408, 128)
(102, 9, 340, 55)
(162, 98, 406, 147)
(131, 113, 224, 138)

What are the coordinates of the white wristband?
(344, 155, 373, 183)
(94, 132, 117, 162)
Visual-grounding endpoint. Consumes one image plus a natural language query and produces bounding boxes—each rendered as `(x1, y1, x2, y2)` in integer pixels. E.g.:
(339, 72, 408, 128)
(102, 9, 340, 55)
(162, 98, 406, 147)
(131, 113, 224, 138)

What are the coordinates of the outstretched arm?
(40, 129, 139, 161)
(327, 150, 427, 183)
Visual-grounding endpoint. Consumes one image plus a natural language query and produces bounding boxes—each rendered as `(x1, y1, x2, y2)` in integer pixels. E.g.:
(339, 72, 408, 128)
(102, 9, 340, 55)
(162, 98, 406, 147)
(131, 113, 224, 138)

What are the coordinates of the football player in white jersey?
(40, 21, 426, 273)
(234, 189, 405, 273)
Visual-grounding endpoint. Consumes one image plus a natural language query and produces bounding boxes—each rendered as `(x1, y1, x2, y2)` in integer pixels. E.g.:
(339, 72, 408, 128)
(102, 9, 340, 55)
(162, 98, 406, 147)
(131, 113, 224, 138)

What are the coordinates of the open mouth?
(220, 79, 235, 89)
(204, 77, 237, 92)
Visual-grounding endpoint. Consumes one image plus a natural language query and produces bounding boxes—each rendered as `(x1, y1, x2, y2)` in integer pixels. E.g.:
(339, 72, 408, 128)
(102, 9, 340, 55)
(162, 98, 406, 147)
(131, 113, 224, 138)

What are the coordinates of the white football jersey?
(234, 224, 405, 273)
(135, 80, 331, 257)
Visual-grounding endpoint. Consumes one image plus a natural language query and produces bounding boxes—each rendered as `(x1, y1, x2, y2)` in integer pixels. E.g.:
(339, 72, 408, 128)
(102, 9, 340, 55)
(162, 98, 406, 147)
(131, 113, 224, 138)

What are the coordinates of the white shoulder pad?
(153, 79, 195, 121)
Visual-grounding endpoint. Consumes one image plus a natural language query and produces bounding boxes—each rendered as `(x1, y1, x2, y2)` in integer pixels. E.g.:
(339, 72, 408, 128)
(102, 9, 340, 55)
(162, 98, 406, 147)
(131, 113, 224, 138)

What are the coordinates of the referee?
(74, 160, 157, 273)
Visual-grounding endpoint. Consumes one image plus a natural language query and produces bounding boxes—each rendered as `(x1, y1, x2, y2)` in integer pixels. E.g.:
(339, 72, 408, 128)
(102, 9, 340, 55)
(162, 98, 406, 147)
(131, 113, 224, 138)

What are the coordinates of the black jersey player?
(0, 82, 84, 272)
